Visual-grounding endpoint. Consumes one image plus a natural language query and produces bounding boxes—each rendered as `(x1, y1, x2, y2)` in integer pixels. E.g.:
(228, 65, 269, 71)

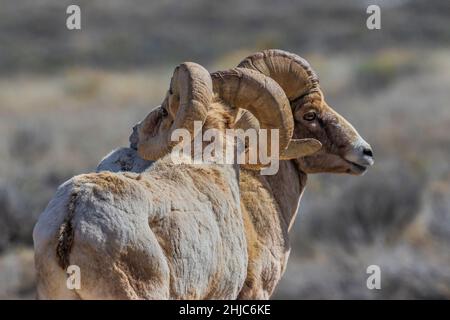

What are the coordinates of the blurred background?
(0, 0, 449, 299)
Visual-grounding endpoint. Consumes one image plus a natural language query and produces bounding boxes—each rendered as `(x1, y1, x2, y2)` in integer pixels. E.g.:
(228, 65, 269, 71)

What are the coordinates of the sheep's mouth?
(344, 159, 368, 175)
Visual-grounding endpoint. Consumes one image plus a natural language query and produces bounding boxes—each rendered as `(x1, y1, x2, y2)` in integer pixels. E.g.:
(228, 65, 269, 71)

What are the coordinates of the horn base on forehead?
(238, 49, 319, 101)
(211, 67, 293, 154)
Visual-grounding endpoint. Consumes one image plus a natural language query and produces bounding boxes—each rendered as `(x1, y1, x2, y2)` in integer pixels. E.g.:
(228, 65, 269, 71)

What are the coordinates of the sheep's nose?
(363, 147, 373, 158)
(358, 144, 374, 166)
(343, 140, 374, 167)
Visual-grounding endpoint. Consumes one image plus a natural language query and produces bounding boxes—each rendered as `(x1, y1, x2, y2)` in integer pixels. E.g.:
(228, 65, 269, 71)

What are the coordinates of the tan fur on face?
(291, 90, 365, 174)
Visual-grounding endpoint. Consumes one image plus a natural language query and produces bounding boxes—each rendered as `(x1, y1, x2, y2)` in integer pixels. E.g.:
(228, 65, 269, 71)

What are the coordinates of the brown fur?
(238, 204, 264, 297)
(237, 160, 305, 299)
(293, 90, 365, 174)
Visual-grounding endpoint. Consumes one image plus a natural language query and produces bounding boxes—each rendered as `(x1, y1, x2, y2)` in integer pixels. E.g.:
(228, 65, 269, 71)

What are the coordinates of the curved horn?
(137, 62, 212, 160)
(238, 49, 323, 158)
(211, 67, 293, 155)
(280, 139, 322, 160)
(238, 49, 319, 102)
(169, 62, 212, 139)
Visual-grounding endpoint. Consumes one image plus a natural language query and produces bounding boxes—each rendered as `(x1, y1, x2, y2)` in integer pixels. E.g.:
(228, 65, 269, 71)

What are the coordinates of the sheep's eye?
(161, 107, 168, 117)
(303, 111, 317, 121)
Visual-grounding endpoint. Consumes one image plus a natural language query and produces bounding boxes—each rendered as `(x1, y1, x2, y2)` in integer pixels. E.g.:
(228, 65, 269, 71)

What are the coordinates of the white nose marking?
(346, 137, 374, 166)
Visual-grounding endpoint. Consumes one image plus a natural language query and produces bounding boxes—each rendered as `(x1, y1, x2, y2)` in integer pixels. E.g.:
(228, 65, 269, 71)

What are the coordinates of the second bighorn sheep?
(33, 61, 320, 299)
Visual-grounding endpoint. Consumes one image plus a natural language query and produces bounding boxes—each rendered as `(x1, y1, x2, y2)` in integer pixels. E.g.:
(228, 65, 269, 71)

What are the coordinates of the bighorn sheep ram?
(233, 50, 374, 298)
(101, 49, 375, 299)
(33, 61, 321, 299)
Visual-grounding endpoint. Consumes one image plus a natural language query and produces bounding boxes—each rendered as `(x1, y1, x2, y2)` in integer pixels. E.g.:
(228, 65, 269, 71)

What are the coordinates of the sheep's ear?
(280, 138, 322, 160)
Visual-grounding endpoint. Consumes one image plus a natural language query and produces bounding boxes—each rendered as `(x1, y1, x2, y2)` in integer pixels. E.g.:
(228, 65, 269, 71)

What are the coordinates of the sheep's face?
(293, 91, 374, 175)
(235, 49, 374, 175)
(136, 99, 174, 160)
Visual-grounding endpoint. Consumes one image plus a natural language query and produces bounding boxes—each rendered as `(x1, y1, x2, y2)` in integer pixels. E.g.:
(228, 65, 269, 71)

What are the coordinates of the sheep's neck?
(264, 160, 308, 231)
(240, 160, 307, 243)
(238, 160, 307, 298)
